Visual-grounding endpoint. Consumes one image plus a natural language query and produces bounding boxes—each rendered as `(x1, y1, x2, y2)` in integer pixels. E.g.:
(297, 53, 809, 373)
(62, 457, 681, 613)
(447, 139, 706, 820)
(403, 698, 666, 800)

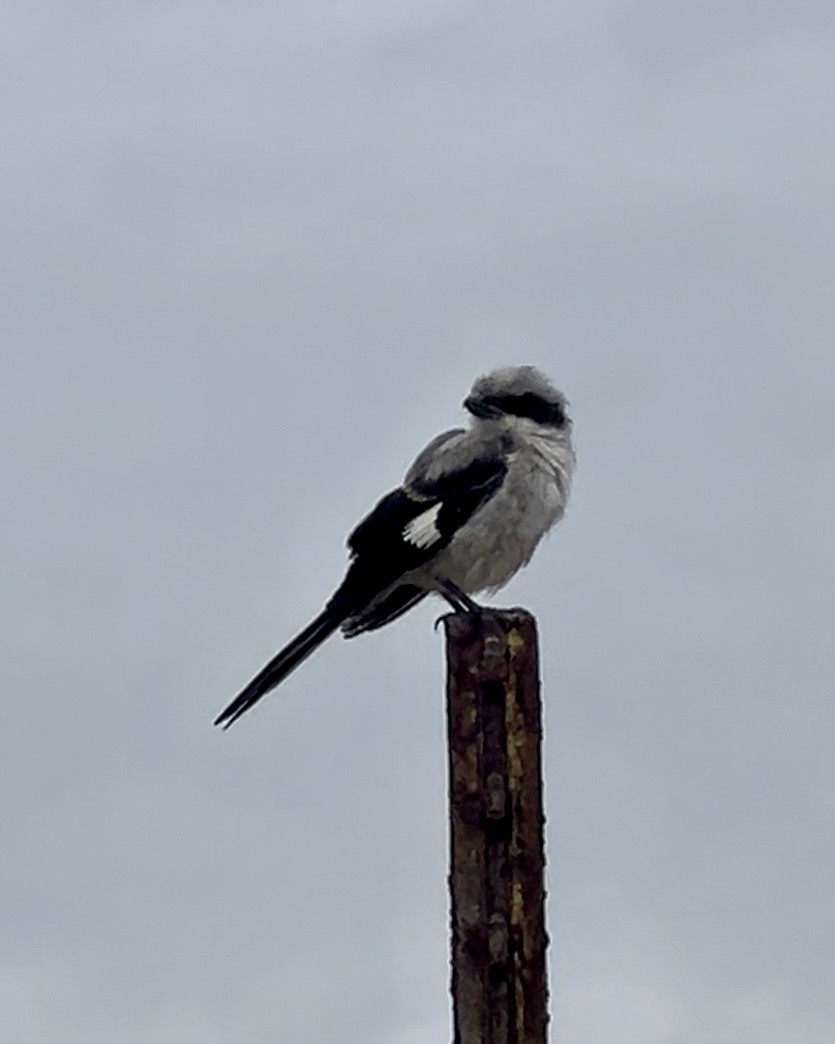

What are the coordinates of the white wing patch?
(403, 503, 443, 549)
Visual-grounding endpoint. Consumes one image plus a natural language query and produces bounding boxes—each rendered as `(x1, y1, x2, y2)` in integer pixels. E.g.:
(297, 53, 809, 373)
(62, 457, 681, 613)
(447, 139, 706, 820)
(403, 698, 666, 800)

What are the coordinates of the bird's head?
(464, 366, 570, 430)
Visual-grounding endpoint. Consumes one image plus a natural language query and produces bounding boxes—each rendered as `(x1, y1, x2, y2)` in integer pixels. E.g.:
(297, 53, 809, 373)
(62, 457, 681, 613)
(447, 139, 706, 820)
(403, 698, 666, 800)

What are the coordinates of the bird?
(214, 365, 575, 729)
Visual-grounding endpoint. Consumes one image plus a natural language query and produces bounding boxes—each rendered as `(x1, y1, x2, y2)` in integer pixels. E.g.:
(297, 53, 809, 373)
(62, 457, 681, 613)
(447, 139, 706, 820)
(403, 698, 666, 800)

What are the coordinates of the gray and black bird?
(214, 365, 575, 729)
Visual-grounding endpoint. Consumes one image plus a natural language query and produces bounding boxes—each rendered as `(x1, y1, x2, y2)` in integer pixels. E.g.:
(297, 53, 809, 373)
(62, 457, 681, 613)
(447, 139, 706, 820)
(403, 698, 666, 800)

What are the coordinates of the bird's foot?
(434, 580, 484, 630)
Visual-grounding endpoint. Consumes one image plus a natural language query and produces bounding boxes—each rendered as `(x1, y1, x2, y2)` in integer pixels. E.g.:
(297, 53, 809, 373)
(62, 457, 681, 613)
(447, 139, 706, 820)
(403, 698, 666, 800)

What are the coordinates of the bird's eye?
(488, 393, 565, 427)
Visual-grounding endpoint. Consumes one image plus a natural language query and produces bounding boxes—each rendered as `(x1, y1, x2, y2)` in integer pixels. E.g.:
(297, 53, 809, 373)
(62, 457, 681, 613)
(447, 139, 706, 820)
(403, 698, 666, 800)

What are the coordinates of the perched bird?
(214, 365, 575, 728)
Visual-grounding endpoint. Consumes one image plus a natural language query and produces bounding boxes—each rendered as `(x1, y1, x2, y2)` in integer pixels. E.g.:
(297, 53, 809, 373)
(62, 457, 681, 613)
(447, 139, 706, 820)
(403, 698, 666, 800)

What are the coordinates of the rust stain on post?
(444, 609, 549, 1044)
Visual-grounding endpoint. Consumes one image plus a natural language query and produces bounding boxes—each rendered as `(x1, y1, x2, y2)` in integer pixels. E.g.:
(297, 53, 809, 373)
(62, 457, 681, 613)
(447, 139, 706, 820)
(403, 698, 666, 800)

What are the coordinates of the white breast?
(428, 430, 575, 595)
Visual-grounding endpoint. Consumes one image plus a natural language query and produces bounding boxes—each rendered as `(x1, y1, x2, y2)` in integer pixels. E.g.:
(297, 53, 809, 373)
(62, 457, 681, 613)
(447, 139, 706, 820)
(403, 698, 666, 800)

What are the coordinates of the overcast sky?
(3, 2, 834, 1042)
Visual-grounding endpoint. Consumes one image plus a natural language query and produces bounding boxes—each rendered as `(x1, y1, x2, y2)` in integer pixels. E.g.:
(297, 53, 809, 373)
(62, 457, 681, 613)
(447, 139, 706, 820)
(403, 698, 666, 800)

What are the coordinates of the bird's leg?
(439, 579, 483, 615)
(433, 580, 484, 631)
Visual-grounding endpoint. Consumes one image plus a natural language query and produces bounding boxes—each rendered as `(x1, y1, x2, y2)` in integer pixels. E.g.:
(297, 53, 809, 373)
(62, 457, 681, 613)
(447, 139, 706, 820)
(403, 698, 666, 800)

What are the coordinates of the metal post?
(444, 609, 549, 1044)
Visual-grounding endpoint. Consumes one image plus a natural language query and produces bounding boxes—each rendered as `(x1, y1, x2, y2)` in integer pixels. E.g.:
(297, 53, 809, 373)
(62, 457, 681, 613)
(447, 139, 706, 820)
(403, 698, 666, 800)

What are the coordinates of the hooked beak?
(464, 396, 500, 420)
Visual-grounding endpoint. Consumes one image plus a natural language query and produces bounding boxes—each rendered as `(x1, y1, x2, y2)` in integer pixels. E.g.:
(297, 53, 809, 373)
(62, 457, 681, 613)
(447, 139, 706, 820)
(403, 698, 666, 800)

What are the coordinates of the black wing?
(339, 454, 507, 608)
(213, 452, 507, 728)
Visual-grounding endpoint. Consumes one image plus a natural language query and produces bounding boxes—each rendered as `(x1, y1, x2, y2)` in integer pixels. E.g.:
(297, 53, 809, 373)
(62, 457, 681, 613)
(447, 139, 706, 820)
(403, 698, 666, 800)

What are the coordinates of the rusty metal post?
(444, 609, 549, 1044)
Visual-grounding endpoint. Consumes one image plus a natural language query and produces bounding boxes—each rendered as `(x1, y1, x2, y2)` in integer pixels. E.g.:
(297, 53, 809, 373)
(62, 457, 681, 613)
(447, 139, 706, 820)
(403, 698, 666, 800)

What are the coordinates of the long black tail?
(213, 606, 346, 729)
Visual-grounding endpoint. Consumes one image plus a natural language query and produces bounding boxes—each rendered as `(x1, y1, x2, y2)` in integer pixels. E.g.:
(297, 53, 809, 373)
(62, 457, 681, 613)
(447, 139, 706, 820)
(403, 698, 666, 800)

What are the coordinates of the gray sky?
(3, 2, 834, 1041)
